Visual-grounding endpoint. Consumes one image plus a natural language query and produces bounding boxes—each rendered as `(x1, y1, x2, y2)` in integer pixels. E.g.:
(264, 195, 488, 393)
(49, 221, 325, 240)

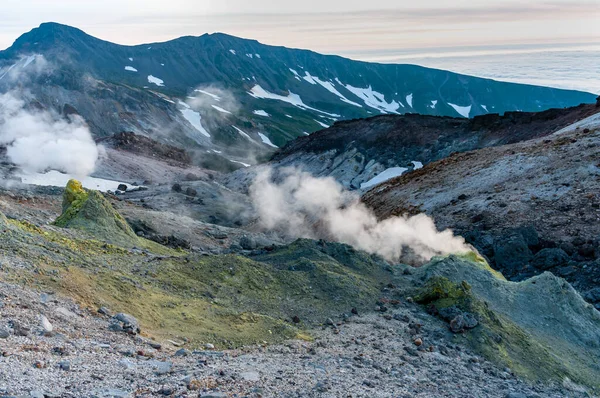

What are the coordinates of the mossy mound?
(54, 179, 139, 247)
(406, 255, 600, 390)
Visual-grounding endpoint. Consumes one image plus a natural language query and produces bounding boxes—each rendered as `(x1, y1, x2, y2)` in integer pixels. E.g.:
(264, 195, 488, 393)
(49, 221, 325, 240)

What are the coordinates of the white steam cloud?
(0, 92, 100, 178)
(250, 167, 470, 262)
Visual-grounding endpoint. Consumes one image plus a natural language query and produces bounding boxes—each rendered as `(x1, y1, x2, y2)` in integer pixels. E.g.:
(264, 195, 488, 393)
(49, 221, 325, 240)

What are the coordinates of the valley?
(0, 21, 599, 398)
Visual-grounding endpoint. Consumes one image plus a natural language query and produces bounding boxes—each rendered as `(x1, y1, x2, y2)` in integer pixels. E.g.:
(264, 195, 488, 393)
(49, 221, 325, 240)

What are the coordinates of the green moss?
(55, 179, 89, 227)
(415, 276, 593, 387)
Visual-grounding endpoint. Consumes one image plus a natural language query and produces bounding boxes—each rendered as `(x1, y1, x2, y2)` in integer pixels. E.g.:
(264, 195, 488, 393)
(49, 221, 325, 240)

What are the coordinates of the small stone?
(148, 341, 162, 350)
(504, 393, 527, 398)
(117, 184, 128, 192)
(413, 338, 423, 347)
(33, 360, 46, 369)
(40, 315, 53, 334)
(174, 348, 191, 357)
(0, 328, 9, 339)
(58, 360, 71, 371)
(204, 343, 215, 350)
(98, 307, 111, 316)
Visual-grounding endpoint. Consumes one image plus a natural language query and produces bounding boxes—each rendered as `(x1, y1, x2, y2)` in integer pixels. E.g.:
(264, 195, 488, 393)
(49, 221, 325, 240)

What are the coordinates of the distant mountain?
(0, 22, 596, 169)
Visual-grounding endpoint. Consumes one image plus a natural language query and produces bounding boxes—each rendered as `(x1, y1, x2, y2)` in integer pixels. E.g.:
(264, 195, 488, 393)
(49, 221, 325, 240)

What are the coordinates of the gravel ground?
(0, 281, 584, 398)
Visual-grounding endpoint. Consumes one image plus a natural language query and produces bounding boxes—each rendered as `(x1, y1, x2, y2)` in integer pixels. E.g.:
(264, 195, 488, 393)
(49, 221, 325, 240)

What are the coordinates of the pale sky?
(0, 0, 599, 60)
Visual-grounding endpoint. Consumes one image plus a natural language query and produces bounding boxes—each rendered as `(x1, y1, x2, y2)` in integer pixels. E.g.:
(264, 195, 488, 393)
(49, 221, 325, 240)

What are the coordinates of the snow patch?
(19, 171, 128, 193)
(406, 93, 413, 108)
(229, 49, 236, 55)
(253, 110, 270, 117)
(128, 57, 133, 61)
(246, 54, 253, 59)
(124, 66, 137, 72)
(258, 133, 278, 148)
(361, 167, 408, 190)
(212, 105, 231, 114)
(147, 75, 164, 87)
(314, 120, 329, 128)
(342, 83, 401, 114)
(482, 105, 489, 112)
(180, 108, 210, 138)
(448, 103, 472, 118)
(311, 76, 362, 108)
(430, 100, 438, 108)
(232, 126, 252, 140)
(194, 89, 221, 102)
(249, 85, 340, 118)
(412, 161, 423, 170)
(230, 159, 251, 167)
(22, 55, 36, 68)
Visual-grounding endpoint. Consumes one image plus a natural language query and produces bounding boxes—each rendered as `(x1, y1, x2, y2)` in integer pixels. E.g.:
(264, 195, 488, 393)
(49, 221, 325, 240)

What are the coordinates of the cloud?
(249, 167, 470, 262)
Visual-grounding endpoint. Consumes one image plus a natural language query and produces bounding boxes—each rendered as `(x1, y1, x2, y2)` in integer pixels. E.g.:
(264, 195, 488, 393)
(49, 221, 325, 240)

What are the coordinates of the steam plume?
(249, 167, 470, 262)
(0, 92, 99, 178)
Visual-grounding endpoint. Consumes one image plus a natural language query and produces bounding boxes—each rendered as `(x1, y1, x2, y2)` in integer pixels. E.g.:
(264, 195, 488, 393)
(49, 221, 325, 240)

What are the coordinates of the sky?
(1, 0, 599, 59)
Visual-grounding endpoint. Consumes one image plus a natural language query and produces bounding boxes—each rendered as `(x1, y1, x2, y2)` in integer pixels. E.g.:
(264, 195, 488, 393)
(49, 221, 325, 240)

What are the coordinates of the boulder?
(493, 233, 533, 275)
(110, 313, 140, 334)
(531, 248, 570, 270)
(239, 235, 257, 250)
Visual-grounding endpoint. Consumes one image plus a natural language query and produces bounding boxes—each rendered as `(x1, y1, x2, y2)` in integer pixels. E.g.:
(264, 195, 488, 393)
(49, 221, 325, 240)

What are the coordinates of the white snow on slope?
(311, 76, 363, 108)
(128, 57, 133, 61)
(430, 100, 438, 108)
(412, 161, 423, 169)
(229, 49, 236, 55)
(147, 75, 164, 87)
(178, 100, 190, 109)
(249, 85, 340, 118)
(195, 89, 221, 101)
(481, 105, 489, 112)
(180, 108, 210, 138)
(255, 54, 261, 58)
(448, 103, 472, 118)
(341, 83, 401, 114)
(232, 126, 253, 140)
(314, 120, 329, 128)
(230, 159, 251, 167)
(19, 171, 128, 193)
(212, 105, 231, 114)
(289, 69, 301, 81)
(0, 64, 16, 81)
(23, 55, 36, 68)
(406, 93, 413, 108)
(361, 167, 408, 190)
(124, 66, 137, 72)
(258, 133, 278, 148)
(253, 110, 270, 117)
(302, 71, 317, 85)
(246, 54, 253, 59)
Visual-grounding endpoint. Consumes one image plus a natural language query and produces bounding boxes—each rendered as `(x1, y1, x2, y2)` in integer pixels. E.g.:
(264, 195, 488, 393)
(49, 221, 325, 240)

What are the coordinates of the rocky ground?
(363, 111, 600, 305)
(0, 280, 582, 398)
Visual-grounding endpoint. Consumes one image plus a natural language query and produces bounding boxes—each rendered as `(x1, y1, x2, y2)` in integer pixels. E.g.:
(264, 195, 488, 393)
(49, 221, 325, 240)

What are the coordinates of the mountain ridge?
(0, 22, 596, 169)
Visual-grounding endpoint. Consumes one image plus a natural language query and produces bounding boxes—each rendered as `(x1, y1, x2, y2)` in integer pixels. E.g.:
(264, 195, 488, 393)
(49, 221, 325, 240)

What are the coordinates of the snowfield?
(19, 171, 128, 192)
(212, 105, 232, 114)
(339, 81, 402, 114)
(253, 110, 270, 117)
(124, 66, 137, 72)
(448, 103, 472, 118)
(258, 133, 278, 148)
(195, 89, 221, 101)
(147, 75, 164, 86)
(180, 108, 211, 138)
(249, 85, 340, 118)
(361, 167, 408, 190)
